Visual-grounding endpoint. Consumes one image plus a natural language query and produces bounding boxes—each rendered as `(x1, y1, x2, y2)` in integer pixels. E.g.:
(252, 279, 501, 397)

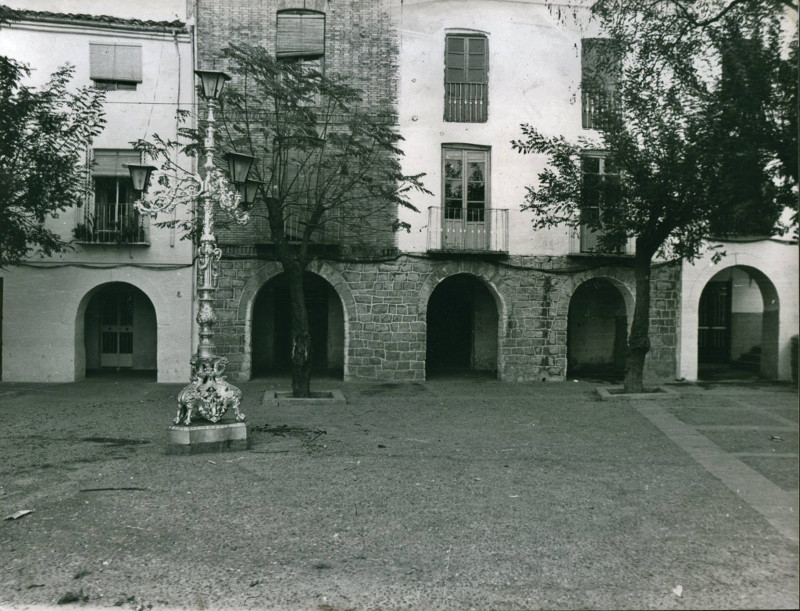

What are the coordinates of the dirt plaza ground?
(0, 375, 797, 610)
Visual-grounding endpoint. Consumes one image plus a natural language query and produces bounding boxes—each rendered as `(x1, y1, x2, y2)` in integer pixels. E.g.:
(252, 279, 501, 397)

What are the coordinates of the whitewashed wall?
(396, 0, 598, 255)
(0, 16, 195, 382)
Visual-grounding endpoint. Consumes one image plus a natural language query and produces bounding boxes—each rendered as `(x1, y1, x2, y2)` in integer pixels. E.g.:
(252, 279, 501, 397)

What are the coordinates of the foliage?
(136, 43, 430, 396)
(0, 57, 106, 266)
(515, 0, 797, 390)
(215, 43, 430, 261)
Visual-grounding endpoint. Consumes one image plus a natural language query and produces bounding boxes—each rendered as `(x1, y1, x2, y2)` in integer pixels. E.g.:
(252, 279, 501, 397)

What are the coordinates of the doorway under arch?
(697, 266, 779, 380)
(251, 272, 345, 377)
(426, 273, 498, 377)
(567, 278, 628, 381)
(82, 282, 157, 378)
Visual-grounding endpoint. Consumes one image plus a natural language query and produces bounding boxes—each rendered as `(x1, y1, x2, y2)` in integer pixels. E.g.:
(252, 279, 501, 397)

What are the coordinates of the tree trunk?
(286, 265, 312, 397)
(624, 251, 653, 393)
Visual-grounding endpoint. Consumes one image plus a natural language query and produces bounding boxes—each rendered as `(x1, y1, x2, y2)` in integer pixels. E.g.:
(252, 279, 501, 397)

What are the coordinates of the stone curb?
(263, 389, 347, 407)
(596, 386, 680, 401)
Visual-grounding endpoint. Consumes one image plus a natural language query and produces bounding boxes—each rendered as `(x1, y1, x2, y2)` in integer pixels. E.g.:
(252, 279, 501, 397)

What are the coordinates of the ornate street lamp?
(239, 179, 265, 207)
(132, 69, 255, 427)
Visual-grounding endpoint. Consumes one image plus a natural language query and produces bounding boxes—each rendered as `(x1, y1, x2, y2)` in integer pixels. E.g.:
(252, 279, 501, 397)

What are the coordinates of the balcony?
(569, 225, 634, 256)
(75, 204, 149, 245)
(581, 89, 618, 130)
(427, 206, 508, 253)
(445, 83, 488, 123)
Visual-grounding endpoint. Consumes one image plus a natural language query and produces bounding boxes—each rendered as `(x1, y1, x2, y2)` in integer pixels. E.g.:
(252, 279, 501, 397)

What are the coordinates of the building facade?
(0, 8, 195, 382)
(195, 0, 680, 384)
(3, 1, 793, 385)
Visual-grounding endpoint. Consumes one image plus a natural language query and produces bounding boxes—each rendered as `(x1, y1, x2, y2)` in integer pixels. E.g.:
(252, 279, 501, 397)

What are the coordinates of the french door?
(100, 291, 134, 368)
(443, 147, 489, 250)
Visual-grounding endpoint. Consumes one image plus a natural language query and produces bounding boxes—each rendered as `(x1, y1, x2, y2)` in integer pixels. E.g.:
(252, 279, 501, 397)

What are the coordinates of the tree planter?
(596, 386, 680, 401)
(263, 389, 347, 407)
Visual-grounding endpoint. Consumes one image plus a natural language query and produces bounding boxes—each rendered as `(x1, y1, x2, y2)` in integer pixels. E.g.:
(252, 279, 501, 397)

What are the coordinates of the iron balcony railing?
(581, 89, 619, 130)
(75, 203, 149, 245)
(445, 83, 488, 123)
(427, 206, 508, 253)
(569, 225, 634, 255)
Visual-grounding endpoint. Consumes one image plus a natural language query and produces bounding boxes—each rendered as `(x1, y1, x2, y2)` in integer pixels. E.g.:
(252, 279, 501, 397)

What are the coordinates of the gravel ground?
(0, 376, 797, 610)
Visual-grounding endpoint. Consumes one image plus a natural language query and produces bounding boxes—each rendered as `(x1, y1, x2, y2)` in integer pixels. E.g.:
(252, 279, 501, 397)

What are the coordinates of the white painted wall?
(0, 19, 195, 262)
(2, 265, 193, 382)
(680, 239, 799, 381)
(396, 0, 598, 255)
(0, 15, 195, 382)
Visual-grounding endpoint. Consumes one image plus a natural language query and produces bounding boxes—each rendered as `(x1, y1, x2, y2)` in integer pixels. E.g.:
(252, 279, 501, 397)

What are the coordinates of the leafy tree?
(514, 0, 797, 391)
(139, 44, 429, 397)
(0, 41, 106, 267)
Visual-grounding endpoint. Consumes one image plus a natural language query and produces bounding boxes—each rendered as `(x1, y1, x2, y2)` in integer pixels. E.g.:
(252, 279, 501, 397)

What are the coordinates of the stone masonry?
(212, 253, 680, 383)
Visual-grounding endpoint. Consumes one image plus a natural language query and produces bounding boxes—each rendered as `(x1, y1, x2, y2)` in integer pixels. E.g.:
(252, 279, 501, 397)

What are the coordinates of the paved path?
(636, 399, 798, 542)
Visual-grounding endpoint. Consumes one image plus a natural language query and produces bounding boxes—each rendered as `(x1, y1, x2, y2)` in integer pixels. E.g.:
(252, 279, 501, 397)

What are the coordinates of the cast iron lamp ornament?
(129, 69, 259, 426)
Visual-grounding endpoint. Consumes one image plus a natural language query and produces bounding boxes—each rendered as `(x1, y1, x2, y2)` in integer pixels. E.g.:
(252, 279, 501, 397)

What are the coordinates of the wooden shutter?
(90, 44, 142, 82)
(445, 35, 487, 84)
(93, 150, 141, 177)
(276, 11, 325, 58)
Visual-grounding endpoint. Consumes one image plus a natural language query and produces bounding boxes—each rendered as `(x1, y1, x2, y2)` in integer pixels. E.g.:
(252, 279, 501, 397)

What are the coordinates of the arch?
(418, 262, 509, 379)
(680, 243, 794, 381)
(417, 260, 509, 325)
(567, 277, 629, 380)
(237, 261, 355, 380)
(554, 270, 635, 329)
(694, 265, 780, 379)
(74, 281, 158, 379)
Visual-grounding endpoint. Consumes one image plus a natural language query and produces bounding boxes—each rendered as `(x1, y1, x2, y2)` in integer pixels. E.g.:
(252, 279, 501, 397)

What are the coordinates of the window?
(276, 10, 325, 105)
(579, 153, 622, 253)
(445, 34, 488, 122)
(90, 44, 142, 90)
(581, 38, 621, 130)
(443, 146, 489, 222)
(276, 10, 325, 59)
(78, 150, 146, 244)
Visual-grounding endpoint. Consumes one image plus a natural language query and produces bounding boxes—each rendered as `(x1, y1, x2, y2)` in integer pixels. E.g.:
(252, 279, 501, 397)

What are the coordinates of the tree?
(513, 0, 797, 392)
(0, 49, 106, 267)
(140, 44, 429, 397)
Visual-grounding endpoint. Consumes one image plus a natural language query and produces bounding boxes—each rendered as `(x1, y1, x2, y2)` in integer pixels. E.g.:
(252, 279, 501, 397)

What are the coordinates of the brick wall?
(212, 253, 680, 384)
(197, 0, 402, 250)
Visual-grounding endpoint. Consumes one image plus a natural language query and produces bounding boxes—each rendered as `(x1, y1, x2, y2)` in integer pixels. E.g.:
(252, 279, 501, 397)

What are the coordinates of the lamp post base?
(175, 354, 246, 426)
(166, 421, 248, 455)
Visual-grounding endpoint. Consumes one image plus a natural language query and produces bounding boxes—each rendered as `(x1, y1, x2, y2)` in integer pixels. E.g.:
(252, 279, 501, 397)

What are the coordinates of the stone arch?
(73, 280, 160, 379)
(417, 261, 509, 378)
(567, 277, 631, 379)
(237, 261, 355, 380)
(554, 269, 635, 329)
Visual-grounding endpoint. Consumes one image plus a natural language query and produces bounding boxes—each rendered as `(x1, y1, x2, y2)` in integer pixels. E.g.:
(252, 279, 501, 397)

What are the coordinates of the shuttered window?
(276, 10, 325, 59)
(90, 44, 142, 83)
(445, 35, 488, 122)
(92, 150, 141, 177)
(581, 38, 621, 130)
